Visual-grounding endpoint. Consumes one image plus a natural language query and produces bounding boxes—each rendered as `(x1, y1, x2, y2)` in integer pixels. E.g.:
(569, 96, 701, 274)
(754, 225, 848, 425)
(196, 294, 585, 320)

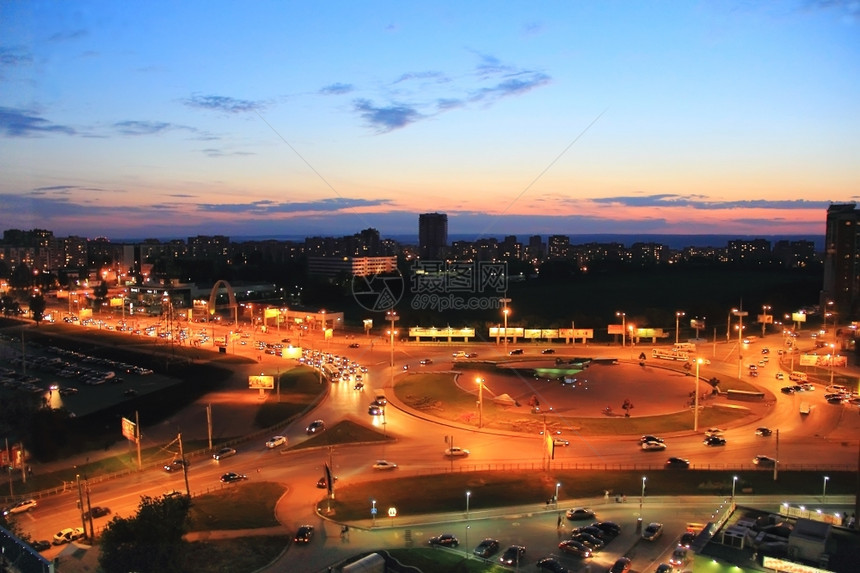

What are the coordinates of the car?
(372, 460, 398, 471)
(374, 395, 388, 406)
(781, 386, 795, 394)
(30, 539, 52, 552)
(306, 420, 325, 434)
(669, 545, 689, 567)
(419, 358, 433, 365)
(316, 475, 338, 489)
(565, 507, 595, 521)
(348, 343, 360, 348)
(266, 435, 287, 448)
(353, 381, 364, 390)
(163, 458, 189, 472)
(220, 472, 248, 483)
(641, 440, 667, 451)
(591, 521, 622, 536)
(509, 348, 524, 355)
(776, 372, 785, 380)
(83, 506, 111, 519)
(749, 370, 758, 377)
(761, 347, 770, 354)
(428, 533, 459, 547)
(499, 544, 525, 565)
(3, 499, 37, 515)
(642, 522, 664, 541)
(444, 447, 470, 457)
(655, 564, 673, 573)
(704, 435, 727, 446)
(748, 363, 758, 370)
(213, 447, 237, 460)
(800, 383, 815, 392)
(571, 525, 607, 541)
(755, 427, 772, 437)
(293, 525, 314, 543)
(537, 556, 570, 572)
(553, 437, 570, 447)
(640, 435, 664, 444)
(570, 532, 604, 551)
(541, 348, 556, 354)
(558, 539, 592, 557)
(610, 557, 632, 573)
(52, 527, 84, 545)
(368, 404, 383, 415)
(473, 538, 500, 558)
(666, 457, 690, 469)
(754, 455, 777, 467)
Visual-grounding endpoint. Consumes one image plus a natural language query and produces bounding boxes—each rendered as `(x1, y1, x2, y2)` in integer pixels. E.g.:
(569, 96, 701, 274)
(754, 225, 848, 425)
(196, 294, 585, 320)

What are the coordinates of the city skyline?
(1, 1, 858, 240)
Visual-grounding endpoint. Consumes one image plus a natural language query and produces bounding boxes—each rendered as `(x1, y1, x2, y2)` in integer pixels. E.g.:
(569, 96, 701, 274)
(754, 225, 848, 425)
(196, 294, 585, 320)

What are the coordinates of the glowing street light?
(640, 476, 646, 514)
(466, 490, 471, 519)
(675, 311, 685, 344)
(693, 357, 703, 432)
(555, 482, 561, 508)
(476, 377, 484, 428)
(761, 305, 771, 337)
(501, 298, 512, 355)
(823, 476, 829, 502)
(617, 311, 626, 347)
(732, 475, 738, 500)
(386, 311, 399, 367)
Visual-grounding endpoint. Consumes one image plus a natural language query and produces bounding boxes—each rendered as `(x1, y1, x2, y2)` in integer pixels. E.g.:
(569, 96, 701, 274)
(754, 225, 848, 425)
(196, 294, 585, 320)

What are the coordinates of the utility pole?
(179, 432, 190, 496)
(76, 474, 87, 537)
(206, 404, 213, 451)
(135, 410, 142, 471)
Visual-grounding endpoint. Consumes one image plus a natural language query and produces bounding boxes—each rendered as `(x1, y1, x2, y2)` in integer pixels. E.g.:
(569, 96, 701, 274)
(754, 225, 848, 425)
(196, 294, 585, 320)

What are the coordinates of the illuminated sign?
(488, 327, 524, 337)
(791, 312, 807, 323)
(410, 327, 477, 336)
(248, 375, 275, 390)
(607, 324, 625, 335)
(121, 417, 137, 441)
(762, 556, 831, 573)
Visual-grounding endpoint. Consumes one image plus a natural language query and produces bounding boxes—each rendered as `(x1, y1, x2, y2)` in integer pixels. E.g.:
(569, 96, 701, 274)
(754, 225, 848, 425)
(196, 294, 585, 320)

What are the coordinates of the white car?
(553, 437, 570, 447)
(444, 447, 470, 457)
(372, 460, 398, 471)
(266, 436, 287, 449)
(775, 372, 785, 380)
(3, 499, 37, 516)
(53, 527, 84, 545)
(641, 440, 667, 451)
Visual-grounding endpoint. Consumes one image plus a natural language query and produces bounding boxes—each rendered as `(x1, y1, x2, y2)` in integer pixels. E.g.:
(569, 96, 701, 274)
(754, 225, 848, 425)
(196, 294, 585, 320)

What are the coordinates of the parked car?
(571, 532, 604, 551)
(537, 556, 570, 572)
(558, 539, 592, 557)
(3, 499, 37, 516)
(372, 460, 398, 471)
(566, 507, 596, 521)
(293, 525, 314, 543)
(669, 545, 689, 567)
(266, 435, 287, 448)
(755, 427, 772, 437)
(52, 527, 84, 545)
(642, 522, 664, 541)
(83, 506, 111, 519)
(499, 545, 526, 565)
(306, 420, 325, 434)
(591, 521, 622, 536)
(610, 557, 632, 573)
(666, 457, 690, 469)
(30, 539, 51, 552)
(444, 447, 470, 457)
(220, 472, 247, 483)
(428, 533, 459, 547)
(473, 538, 500, 558)
(213, 447, 237, 460)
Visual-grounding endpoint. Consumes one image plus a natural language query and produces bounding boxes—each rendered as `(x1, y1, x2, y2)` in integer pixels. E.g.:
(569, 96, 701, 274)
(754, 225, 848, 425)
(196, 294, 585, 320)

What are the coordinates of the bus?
(322, 363, 341, 381)
(673, 343, 697, 353)
(652, 348, 690, 361)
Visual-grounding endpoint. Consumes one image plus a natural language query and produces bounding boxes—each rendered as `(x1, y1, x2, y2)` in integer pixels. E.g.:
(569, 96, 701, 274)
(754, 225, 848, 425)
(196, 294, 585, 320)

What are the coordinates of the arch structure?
(208, 280, 239, 324)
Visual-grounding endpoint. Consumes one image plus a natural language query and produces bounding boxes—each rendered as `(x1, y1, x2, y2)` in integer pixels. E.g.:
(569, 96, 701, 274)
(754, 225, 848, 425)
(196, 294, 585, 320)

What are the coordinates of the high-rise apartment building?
(823, 203, 860, 319)
(418, 212, 448, 259)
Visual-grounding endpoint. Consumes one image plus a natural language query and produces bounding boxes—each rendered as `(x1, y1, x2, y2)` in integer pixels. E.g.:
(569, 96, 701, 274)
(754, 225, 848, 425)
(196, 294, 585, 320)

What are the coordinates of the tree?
(622, 398, 634, 417)
(99, 494, 191, 573)
(29, 293, 47, 325)
(93, 282, 109, 312)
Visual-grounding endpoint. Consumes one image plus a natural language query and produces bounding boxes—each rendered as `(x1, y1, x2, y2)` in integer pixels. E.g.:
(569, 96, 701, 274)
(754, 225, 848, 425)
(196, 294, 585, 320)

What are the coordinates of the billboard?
(690, 319, 705, 329)
(121, 417, 137, 441)
(488, 327, 524, 337)
(791, 312, 807, 323)
(559, 328, 594, 339)
(264, 308, 280, 318)
(249, 375, 275, 390)
(607, 324, 625, 335)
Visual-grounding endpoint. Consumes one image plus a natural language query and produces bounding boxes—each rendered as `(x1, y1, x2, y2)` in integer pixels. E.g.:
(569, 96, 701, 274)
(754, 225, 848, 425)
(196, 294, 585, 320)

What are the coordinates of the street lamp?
(466, 490, 471, 519)
(640, 476, 646, 514)
(386, 311, 399, 367)
(476, 377, 484, 428)
(829, 344, 836, 387)
(823, 476, 829, 502)
(675, 311, 685, 344)
(732, 475, 738, 500)
(693, 357, 703, 432)
(501, 298, 511, 355)
(761, 305, 771, 337)
(734, 308, 748, 379)
(555, 482, 561, 508)
(617, 311, 626, 347)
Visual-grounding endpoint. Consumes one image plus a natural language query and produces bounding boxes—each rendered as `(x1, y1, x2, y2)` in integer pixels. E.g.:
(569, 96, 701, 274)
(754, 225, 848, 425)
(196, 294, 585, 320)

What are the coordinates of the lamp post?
(732, 475, 738, 500)
(466, 490, 471, 519)
(823, 476, 829, 502)
(829, 344, 836, 387)
(617, 311, 626, 347)
(734, 308, 748, 379)
(501, 298, 511, 355)
(675, 311, 685, 345)
(555, 482, 561, 508)
(761, 305, 771, 337)
(386, 311, 399, 367)
(640, 476, 646, 514)
(693, 357, 702, 432)
(476, 377, 484, 428)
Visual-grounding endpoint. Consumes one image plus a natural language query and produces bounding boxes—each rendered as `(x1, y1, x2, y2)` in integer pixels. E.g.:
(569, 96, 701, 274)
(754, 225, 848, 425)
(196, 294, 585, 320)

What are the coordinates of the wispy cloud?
(112, 120, 174, 136)
(469, 71, 551, 104)
(0, 47, 33, 67)
(320, 83, 354, 95)
(201, 148, 255, 158)
(198, 197, 392, 214)
(589, 194, 833, 210)
(352, 99, 423, 133)
(0, 106, 76, 137)
(48, 29, 88, 43)
(184, 94, 266, 113)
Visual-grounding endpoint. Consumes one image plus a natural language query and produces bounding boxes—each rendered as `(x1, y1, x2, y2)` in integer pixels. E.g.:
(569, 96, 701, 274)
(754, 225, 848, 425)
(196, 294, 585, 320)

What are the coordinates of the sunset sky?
(1, 1, 858, 241)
